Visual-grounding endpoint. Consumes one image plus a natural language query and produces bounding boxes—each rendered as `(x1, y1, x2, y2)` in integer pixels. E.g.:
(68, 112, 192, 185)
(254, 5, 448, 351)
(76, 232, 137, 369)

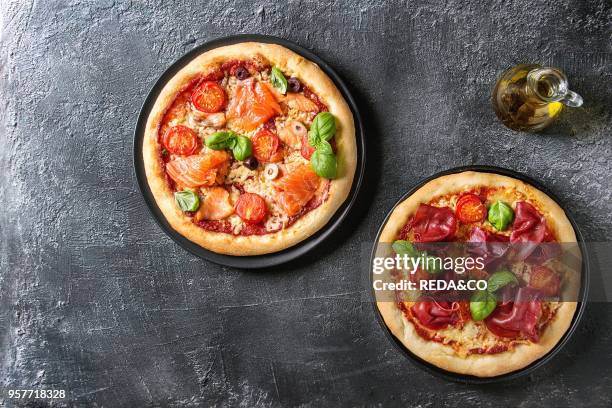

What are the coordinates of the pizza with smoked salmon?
(376, 171, 581, 377)
(142, 43, 356, 255)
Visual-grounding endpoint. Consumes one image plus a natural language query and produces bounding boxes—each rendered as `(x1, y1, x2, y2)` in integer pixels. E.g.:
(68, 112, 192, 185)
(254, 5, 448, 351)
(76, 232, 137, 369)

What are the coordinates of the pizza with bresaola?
(376, 171, 581, 377)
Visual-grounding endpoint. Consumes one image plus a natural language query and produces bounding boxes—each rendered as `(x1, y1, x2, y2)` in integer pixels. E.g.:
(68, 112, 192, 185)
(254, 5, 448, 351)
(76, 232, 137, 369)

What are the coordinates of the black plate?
(134, 34, 365, 268)
(370, 165, 589, 384)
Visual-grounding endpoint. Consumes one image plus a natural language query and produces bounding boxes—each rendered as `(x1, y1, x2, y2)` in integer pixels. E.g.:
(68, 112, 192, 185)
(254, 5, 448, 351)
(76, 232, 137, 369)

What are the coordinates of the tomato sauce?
(302, 85, 328, 112)
(221, 59, 269, 76)
(195, 219, 232, 234)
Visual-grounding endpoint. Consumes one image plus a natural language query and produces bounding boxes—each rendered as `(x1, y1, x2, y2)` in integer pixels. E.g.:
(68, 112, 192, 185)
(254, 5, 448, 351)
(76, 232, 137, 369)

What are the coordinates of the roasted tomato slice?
(269, 146, 284, 163)
(529, 265, 560, 296)
(456, 194, 487, 223)
(252, 129, 280, 162)
(300, 133, 316, 160)
(235, 192, 268, 224)
(162, 125, 200, 155)
(192, 81, 227, 113)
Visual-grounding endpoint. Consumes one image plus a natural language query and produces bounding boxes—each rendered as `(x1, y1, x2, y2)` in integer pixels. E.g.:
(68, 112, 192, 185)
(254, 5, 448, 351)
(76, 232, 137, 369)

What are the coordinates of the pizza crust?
(142, 43, 357, 256)
(376, 171, 580, 377)
(378, 301, 576, 377)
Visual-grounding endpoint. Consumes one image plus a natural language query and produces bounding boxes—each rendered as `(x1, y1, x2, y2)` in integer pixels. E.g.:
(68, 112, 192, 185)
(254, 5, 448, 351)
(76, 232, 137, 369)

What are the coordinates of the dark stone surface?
(1, 0, 611, 406)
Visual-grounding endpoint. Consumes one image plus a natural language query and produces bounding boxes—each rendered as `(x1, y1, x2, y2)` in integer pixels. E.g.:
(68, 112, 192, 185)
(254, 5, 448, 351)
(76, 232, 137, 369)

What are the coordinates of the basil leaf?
(205, 131, 236, 150)
(232, 135, 252, 161)
(470, 290, 497, 321)
(308, 131, 322, 148)
(488, 201, 514, 231)
(309, 112, 336, 145)
(392, 241, 442, 274)
(316, 140, 333, 155)
(423, 255, 443, 274)
(227, 136, 238, 150)
(310, 149, 337, 179)
(270, 66, 288, 94)
(487, 270, 519, 293)
(392, 240, 419, 257)
(174, 190, 200, 212)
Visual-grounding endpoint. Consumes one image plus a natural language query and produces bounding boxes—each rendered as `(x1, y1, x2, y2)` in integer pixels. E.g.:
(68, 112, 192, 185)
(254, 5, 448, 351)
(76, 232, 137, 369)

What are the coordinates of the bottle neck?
(526, 67, 583, 107)
(526, 67, 568, 103)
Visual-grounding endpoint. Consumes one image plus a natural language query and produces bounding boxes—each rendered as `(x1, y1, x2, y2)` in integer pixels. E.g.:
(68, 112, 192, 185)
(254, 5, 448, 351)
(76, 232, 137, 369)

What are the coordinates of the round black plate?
(134, 34, 365, 268)
(370, 165, 589, 384)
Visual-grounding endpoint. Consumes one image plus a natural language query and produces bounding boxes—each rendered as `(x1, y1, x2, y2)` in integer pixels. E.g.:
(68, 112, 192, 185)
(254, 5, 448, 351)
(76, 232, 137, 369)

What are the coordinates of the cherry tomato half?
(252, 129, 280, 162)
(300, 133, 316, 160)
(191, 81, 226, 113)
(235, 192, 268, 224)
(162, 125, 200, 155)
(456, 194, 487, 224)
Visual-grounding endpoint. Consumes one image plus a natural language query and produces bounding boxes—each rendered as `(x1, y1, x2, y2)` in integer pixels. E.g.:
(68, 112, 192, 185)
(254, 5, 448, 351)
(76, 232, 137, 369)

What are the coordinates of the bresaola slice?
(485, 287, 542, 341)
(411, 298, 461, 330)
(510, 201, 546, 260)
(467, 226, 509, 265)
(525, 227, 562, 265)
(410, 204, 457, 242)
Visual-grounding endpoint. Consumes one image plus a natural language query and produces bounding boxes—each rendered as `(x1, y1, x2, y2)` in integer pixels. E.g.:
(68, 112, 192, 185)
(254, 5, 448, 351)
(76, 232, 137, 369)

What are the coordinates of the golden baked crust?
(376, 171, 579, 377)
(142, 42, 356, 255)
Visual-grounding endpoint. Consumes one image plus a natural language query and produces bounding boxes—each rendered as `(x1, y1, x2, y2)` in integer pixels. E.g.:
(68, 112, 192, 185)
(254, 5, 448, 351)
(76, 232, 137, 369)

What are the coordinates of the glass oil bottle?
(492, 64, 583, 132)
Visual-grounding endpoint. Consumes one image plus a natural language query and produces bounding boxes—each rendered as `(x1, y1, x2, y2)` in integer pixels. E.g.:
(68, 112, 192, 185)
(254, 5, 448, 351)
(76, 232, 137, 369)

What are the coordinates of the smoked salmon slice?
(278, 120, 307, 149)
(274, 164, 321, 216)
(262, 83, 319, 113)
(166, 150, 230, 188)
(195, 186, 234, 221)
(283, 93, 319, 112)
(226, 79, 282, 131)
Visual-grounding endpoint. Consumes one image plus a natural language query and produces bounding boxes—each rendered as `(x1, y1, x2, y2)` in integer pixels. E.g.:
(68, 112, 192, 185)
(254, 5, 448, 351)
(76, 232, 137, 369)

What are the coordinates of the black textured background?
(1, 1, 611, 407)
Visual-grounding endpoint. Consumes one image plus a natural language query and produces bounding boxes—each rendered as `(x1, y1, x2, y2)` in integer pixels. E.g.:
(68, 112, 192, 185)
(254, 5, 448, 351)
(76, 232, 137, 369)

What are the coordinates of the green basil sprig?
(392, 240, 419, 257)
(391, 240, 443, 275)
(470, 290, 497, 321)
(310, 149, 337, 179)
(231, 135, 252, 161)
(205, 131, 236, 150)
(486, 270, 518, 293)
(308, 112, 336, 146)
(423, 256, 443, 274)
(488, 201, 514, 231)
(308, 112, 338, 179)
(270, 66, 288, 94)
(469, 270, 518, 320)
(205, 131, 252, 161)
(174, 190, 200, 212)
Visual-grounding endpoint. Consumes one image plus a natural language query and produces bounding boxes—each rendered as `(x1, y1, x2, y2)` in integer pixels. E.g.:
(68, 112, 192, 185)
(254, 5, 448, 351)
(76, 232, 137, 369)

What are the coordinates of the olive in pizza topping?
(243, 156, 258, 170)
(235, 66, 250, 80)
(287, 77, 301, 93)
(263, 163, 279, 180)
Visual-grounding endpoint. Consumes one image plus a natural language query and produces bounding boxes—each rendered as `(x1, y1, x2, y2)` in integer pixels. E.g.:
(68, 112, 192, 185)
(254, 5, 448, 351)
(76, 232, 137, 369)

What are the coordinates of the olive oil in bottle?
(492, 64, 583, 132)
